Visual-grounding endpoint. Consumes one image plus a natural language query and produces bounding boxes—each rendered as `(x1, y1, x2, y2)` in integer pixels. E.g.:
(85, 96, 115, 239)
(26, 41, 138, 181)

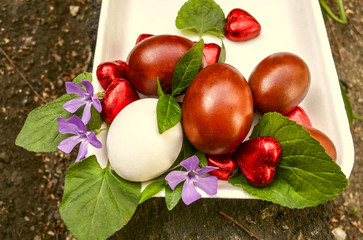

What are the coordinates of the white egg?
(107, 98, 183, 182)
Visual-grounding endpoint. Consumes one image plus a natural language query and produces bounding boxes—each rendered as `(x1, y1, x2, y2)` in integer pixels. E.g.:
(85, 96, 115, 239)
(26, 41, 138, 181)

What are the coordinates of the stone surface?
(112, 198, 333, 239)
(332, 227, 347, 240)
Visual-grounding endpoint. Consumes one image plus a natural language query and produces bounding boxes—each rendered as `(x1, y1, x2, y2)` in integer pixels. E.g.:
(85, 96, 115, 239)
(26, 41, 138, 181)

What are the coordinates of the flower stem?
(94, 127, 109, 135)
(319, 0, 347, 24)
(98, 91, 105, 99)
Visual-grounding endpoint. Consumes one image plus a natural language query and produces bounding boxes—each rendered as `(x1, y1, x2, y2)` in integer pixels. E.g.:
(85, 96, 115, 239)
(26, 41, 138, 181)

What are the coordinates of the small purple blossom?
(57, 115, 102, 162)
(63, 80, 102, 124)
(165, 155, 218, 205)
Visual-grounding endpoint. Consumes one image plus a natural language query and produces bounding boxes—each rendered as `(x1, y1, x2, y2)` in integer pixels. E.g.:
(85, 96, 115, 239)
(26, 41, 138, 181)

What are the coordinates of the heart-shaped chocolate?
(206, 152, 237, 180)
(224, 8, 261, 42)
(284, 106, 312, 127)
(96, 60, 127, 90)
(135, 33, 154, 45)
(235, 136, 281, 187)
(101, 78, 140, 124)
(203, 43, 221, 66)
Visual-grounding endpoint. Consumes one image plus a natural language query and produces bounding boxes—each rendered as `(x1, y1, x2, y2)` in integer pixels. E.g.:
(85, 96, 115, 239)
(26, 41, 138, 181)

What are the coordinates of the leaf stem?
(319, 0, 347, 24)
(353, 113, 363, 121)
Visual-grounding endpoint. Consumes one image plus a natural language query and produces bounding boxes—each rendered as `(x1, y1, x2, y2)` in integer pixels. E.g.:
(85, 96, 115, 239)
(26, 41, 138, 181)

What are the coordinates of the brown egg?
(248, 52, 311, 114)
(126, 34, 205, 96)
(303, 125, 337, 161)
(182, 63, 254, 155)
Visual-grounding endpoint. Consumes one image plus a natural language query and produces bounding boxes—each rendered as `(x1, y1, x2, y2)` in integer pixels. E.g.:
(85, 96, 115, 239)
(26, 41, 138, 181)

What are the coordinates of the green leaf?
(195, 151, 208, 167)
(339, 81, 353, 126)
(15, 94, 77, 152)
(176, 0, 225, 38)
(218, 40, 226, 63)
(156, 77, 164, 97)
(229, 112, 348, 209)
(59, 155, 141, 240)
(339, 81, 363, 123)
(86, 106, 103, 131)
(182, 136, 196, 159)
(165, 183, 183, 210)
(74, 105, 103, 132)
(139, 179, 167, 204)
(353, 113, 363, 121)
(319, 0, 347, 24)
(156, 94, 182, 134)
(171, 39, 204, 96)
(181, 137, 207, 166)
(73, 72, 92, 85)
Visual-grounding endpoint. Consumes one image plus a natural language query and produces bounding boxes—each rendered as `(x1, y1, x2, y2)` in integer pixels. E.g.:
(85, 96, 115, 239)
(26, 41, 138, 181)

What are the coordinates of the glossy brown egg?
(126, 34, 205, 96)
(248, 52, 311, 114)
(182, 63, 254, 155)
(303, 125, 337, 161)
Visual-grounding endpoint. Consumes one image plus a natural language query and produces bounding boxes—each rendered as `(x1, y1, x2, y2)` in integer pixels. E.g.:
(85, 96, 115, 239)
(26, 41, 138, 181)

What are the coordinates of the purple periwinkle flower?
(63, 80, 102, 124)
(57, 115, 102, 162)
(165, 155, 218, 205)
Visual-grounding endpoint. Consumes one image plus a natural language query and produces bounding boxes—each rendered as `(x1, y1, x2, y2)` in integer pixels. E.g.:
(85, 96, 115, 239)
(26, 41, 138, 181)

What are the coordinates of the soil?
(0, 1, 92, 239)
(0, 0, 362, 240)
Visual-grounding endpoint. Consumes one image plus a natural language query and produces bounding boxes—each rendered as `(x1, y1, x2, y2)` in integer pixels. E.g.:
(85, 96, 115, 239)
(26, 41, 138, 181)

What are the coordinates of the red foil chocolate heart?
(206, 152, 237, 180)
(203, 43, 221, 66)
(224, 8, 261, 42)
(284, 106, 312, 127)
(135, 33, 154, 44)
(96, 60, 127, 90)
(235, 136, 281, 187)
(101, 78, 140, 124)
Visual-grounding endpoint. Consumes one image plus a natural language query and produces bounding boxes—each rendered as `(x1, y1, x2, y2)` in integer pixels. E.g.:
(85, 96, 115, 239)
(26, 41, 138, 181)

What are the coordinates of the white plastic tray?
(90, 0, 355, 199)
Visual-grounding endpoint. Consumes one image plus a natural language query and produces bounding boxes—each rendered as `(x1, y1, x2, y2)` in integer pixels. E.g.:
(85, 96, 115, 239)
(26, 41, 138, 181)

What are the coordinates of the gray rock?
(332, 227, 347, 240)
(0, 151, 7, 160)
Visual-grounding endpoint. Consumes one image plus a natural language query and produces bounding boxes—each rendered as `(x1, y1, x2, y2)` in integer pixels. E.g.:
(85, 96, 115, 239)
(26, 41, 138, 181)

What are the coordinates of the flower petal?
(75, 140, 88, 162)
(57, 116, 84, 134)
(92, 98, 102, 113)
(182, 179, 201, 205)
(87, 131, 102, 148)
(69, 115, 87, 133)
(57, 117, 73, 134)
(196, 166, 219, 175)
(63, 97, 87, 113)
(194, 175, 218, 196)
(58, 135, 81, 153)
(65, 82, 86, 96)
(59, 115, 87, 134)
(180, 155, 199, 172)
(165, 171, 187, 190)
(81, 103, 92, 124)
(81, 80, 94, 96)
